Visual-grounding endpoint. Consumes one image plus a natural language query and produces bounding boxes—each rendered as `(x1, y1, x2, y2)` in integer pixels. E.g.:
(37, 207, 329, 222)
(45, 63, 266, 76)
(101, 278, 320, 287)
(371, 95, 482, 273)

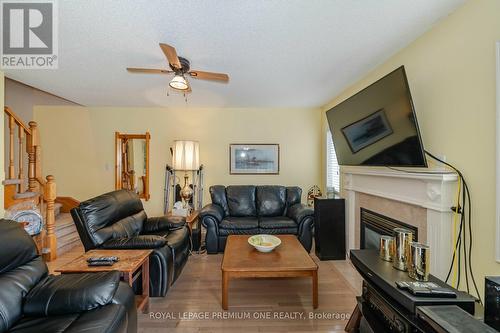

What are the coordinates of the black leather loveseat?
(71, 190, 190, 297)
(200, 185, 314, 254)
(0, 219, 137, 333)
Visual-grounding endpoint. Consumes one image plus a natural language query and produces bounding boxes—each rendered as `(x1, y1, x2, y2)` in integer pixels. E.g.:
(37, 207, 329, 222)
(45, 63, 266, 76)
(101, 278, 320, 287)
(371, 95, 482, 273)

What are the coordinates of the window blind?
(326, 130, 340, 193)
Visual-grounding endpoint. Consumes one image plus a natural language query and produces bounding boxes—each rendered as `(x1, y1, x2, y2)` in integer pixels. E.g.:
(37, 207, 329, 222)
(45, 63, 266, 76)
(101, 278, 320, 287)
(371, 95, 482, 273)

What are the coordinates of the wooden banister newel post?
(8, 115, 15, 179)
(18, 126, 24, 193)
(28, 121, 38, 192)
(43, 175, 57, 261)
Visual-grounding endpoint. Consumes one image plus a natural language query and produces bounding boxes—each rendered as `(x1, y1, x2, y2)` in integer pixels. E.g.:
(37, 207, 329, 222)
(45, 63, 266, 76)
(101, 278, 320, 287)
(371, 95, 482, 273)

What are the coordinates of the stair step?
(2, 178, 23, 185)
(57, 232, 81, 249)
(55, 213, 76, 238)
(13, 191, 38, 200)
(57, 237, 82, 256)
(54, 202, 62, 218)
(54, 212, 81, 256)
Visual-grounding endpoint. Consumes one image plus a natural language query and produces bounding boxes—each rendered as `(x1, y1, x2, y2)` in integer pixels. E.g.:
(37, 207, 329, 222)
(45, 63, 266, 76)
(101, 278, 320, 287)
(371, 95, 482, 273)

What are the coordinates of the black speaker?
(485, 276, 500, 331)
(314, 197, 345, 260)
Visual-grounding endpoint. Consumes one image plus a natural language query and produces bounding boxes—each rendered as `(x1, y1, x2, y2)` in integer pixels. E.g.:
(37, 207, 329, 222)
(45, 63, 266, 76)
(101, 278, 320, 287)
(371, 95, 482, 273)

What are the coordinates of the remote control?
(88, 260, 115, 266)
(87, 256, 119, 263)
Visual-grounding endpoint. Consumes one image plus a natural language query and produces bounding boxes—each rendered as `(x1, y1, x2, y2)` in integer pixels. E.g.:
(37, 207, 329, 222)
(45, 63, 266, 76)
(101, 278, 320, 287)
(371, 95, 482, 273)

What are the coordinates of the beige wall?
(5, 78, 77, 123)
(322, 0, 500, 294)
(0, 73, 4, 216)
(3, 78, 78, 182)
(34, 106, 322, 215)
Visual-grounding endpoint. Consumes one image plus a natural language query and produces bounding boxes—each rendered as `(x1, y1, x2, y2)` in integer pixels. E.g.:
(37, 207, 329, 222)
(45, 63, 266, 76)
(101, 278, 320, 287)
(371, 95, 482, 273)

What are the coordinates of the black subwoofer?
(485, 276, 500, 331)
(314, 197, 345, 260)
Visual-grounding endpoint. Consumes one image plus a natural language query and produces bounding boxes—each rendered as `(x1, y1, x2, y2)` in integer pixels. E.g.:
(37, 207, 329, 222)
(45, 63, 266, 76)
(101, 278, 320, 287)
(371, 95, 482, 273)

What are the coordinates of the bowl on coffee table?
(248, 234, 281, 253)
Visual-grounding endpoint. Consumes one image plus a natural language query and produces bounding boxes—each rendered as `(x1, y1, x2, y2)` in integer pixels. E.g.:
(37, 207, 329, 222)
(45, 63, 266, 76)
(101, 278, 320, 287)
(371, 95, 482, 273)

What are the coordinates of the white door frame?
(496, 41, 500, 262)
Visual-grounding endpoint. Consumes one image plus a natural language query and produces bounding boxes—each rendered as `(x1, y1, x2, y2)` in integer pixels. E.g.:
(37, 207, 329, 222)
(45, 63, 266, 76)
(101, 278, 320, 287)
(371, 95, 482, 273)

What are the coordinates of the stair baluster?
(28, 121, 38, 193)
(17, 126, 24, 193)
(8, 115, 15, 179)
(3, 107, 58, 261)
(43, 175, 57, 261)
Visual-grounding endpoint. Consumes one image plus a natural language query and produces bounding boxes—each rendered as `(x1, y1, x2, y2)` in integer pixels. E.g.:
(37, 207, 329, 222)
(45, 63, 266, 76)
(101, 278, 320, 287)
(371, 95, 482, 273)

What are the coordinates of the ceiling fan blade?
(189, 70, 229, 82)
(127, 67, 173, 74)
(159, 43, 182, 69)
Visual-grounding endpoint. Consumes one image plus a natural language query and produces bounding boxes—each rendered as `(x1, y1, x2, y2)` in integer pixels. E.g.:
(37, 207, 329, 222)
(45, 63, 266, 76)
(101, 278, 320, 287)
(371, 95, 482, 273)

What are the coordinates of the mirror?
(115, 132, 150, 200)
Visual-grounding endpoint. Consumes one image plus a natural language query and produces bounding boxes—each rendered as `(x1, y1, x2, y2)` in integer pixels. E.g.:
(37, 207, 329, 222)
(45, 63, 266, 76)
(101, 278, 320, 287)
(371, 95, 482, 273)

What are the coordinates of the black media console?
(347, 250, 494, 333)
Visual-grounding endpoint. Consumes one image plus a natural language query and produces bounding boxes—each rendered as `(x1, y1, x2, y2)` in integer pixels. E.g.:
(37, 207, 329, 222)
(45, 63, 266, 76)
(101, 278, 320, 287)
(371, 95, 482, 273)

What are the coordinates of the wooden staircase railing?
(3, 106, 57, 261)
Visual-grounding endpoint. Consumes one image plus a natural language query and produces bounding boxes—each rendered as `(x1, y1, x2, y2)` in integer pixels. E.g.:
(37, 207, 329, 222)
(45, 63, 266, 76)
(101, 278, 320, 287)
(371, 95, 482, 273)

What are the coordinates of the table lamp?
(172, 140, 200, 209)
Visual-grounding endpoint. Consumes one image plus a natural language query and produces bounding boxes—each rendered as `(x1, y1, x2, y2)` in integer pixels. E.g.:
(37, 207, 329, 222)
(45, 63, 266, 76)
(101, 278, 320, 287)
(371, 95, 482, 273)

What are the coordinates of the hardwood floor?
(48, 245, 362, 333)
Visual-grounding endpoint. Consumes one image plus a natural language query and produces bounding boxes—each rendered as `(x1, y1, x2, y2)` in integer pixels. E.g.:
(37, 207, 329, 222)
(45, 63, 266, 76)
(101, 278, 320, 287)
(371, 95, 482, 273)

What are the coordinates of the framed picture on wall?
(341, 109, 393, 153)
(229, 144, 279, 174)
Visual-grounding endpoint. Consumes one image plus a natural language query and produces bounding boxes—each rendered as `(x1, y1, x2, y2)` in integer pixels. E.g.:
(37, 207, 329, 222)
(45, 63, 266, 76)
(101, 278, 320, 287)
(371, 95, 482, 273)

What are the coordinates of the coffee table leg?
(142, 259, 150, 313)
(222, 271, 229, 310)
(312, 270, 318, 309)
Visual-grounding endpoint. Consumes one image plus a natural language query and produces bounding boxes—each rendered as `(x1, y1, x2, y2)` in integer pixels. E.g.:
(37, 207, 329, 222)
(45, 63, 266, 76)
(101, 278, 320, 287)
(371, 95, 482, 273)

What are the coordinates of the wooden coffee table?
(55, 249, 152, 313)
(221, 235, 318, 310)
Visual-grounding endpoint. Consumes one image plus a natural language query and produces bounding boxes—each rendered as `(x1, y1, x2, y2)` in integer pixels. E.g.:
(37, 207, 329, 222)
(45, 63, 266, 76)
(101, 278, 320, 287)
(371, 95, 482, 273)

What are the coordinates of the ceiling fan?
(127, 43, 229, 93)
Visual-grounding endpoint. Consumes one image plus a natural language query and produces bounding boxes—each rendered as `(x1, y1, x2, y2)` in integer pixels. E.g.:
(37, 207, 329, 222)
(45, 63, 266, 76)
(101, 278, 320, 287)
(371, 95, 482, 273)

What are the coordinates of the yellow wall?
(34, 106, 322, 215)
(0, 73, 4, 216)
(322, 0, 500, 294)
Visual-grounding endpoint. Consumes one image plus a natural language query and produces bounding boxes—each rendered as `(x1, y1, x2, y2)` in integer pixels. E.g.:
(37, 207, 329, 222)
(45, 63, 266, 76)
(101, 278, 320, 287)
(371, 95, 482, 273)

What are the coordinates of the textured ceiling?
(4, 0, 465, 108)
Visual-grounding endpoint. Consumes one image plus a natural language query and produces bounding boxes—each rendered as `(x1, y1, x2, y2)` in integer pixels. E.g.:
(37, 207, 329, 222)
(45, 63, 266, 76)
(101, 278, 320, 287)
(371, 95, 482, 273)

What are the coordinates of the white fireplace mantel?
(342, 166, 458, 280)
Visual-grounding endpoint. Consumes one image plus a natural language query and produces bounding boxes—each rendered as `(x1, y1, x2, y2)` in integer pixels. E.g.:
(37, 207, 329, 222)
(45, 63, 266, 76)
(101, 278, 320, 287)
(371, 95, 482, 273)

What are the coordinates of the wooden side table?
(169, 210, 201, 251)
(55, 249, 152, 313)
(185, 210, 200, 231)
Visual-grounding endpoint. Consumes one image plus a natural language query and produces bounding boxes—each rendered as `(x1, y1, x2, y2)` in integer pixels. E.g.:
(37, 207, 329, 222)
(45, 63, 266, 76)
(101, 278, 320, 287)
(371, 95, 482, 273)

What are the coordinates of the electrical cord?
(386, 166, 454, 175)
(386, 152, 482, 304)
(424, 150, 482, 304)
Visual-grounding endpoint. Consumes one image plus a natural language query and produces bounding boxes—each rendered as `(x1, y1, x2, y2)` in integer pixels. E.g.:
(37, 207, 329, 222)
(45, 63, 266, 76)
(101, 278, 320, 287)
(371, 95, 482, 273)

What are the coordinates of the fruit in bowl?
(248, 234, 281, 253)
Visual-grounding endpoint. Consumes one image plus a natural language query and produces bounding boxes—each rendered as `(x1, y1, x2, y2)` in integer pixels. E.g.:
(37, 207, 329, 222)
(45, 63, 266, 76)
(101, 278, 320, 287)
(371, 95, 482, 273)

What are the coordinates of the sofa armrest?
(287, 203, 314, 225)
(200, 203, 224, 224)
(101, 235, 166, 249)
(143, 215, 186, 233)
(24, 271, 120, 316)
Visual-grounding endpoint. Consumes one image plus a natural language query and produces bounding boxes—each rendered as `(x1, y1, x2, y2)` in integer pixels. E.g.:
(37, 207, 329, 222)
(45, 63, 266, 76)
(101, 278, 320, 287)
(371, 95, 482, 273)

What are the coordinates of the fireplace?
(342, 166, 458, 279)
(360, 208, 418, 249)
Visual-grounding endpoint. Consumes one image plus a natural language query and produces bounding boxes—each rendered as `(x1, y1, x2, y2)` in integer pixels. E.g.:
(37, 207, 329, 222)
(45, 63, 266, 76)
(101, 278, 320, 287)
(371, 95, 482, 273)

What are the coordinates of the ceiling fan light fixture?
(169, 74, 189, 90)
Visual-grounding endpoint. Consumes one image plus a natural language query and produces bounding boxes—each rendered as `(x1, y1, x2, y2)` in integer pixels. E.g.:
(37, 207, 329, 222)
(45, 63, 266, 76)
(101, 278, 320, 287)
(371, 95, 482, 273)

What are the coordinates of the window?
(326, 130, 340, 194)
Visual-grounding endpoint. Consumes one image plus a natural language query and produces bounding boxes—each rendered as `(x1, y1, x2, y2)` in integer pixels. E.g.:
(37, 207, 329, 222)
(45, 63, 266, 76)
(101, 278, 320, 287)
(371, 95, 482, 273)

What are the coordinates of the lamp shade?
(173, 140, 200, 170)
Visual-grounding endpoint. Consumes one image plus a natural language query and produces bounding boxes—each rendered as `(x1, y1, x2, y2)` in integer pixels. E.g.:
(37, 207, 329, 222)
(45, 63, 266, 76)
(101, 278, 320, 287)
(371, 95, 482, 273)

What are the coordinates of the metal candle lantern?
(408, 242, 430, 281)
(379, 235, 395, 262)
(392, 228, 413, 271)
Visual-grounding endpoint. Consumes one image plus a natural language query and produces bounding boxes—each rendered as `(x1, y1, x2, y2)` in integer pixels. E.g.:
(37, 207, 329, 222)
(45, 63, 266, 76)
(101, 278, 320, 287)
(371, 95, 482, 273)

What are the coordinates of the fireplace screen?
(360, 208, 418, 249)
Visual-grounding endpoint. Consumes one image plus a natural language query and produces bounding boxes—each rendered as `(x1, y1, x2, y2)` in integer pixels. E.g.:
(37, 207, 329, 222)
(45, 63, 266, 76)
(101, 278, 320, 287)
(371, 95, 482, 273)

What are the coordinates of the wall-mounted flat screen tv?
(326, 66, 427, 167)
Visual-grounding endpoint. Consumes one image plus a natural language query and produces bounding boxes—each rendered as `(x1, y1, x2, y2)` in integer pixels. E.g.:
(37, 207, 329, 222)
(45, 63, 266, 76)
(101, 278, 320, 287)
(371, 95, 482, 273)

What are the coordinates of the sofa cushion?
(259, 217, 297, 229)
(219, 217, 259, 236)
(8, 313, 79, 333)
(210, 185, 229, 216)
(256, 186, 286, 217)
(226, 186, 257, 217)
(286, 187, 302, 208)
(93, 211, 147, 245)
(220, 217, 259, 230)
(259, 217, 297, 235)
(24, 271, 120, 316)
(0, 221, 48, 333)
(77, 190, 146, 246)
(0, 258, 48, 333)
(9, 304, 127, 333)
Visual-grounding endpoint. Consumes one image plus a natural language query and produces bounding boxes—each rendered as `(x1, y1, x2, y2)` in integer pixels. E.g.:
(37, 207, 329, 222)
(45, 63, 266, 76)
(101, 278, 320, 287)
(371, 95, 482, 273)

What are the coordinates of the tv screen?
(326, 66, 426, 167)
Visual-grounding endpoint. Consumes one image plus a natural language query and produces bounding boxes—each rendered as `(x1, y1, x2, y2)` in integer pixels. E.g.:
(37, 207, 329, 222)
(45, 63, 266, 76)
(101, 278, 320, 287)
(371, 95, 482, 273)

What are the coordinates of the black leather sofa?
(0, 219, 137, 333)
(71, 190, 190, 297)
(200, 185, 314, 254)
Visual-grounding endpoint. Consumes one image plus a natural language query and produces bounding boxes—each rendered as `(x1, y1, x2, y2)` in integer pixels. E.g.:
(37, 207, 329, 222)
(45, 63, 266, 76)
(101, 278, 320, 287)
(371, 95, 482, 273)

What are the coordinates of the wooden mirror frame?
(115, 132, 151, 200)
